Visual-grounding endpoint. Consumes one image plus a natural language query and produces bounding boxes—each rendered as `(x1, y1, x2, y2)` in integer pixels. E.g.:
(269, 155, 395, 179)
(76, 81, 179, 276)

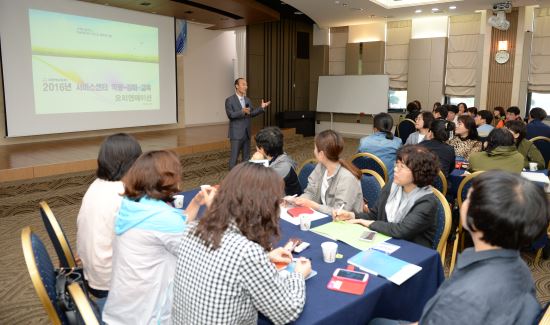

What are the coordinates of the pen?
(336, 203, 345, 214)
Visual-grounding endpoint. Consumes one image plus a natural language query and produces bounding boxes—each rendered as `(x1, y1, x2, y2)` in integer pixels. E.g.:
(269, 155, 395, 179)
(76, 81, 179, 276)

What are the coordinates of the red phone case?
(327, 269, 369, 295)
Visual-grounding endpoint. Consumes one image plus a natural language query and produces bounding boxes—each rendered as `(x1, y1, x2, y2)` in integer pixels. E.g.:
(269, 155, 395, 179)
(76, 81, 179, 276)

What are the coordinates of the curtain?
(445, 14, 481, 96)
(385, 20, 411, 90)
(529, 8, 550, 93)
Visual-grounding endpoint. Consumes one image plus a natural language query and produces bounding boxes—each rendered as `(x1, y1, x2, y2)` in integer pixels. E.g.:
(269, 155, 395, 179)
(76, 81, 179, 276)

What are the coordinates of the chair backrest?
(530, 136, 550, 168)
(350, 153, 388, 182)
(431, 188, 452, 266)
(179, 188, 207, 218)
(360, 169, 385, 207)
(396, 118, 416, 144)
(39, 201, 76, 268)
(21, 227, 67, 325)
(457, 171, 485, 208)
(67, 282, 100, 325)
(297, 159, 317, 192)
(432, 170, 448, 196)
(539, 303, 550, 325)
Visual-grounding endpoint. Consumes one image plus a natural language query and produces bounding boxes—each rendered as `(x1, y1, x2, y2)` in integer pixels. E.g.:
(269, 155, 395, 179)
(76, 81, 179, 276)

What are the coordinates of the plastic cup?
(321, 241, 338, 263)
(173, 194, 185, 209)
(529, 162, 538, 171)
(299, 214, 311, 231)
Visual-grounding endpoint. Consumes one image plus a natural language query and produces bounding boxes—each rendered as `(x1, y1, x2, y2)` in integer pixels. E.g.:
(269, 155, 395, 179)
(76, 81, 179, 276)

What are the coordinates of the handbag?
(55, 267, 96, 325)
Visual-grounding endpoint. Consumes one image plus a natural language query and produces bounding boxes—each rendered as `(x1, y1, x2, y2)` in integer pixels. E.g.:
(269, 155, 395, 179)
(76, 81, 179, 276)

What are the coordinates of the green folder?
(310, 221, 390, 251)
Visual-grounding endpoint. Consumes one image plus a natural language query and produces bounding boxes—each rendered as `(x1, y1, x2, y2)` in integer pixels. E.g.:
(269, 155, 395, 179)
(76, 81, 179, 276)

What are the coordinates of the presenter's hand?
(268, 247, 293, 264)
(242, 107, 251, 115)
(332, 209, 355, 221)
(261, 99, 271, 109)
(294, 257, 312, 278)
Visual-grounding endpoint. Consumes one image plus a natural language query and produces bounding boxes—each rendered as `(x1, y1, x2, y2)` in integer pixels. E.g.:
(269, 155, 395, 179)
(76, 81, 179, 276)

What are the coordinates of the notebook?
(347, 250, 421, 285)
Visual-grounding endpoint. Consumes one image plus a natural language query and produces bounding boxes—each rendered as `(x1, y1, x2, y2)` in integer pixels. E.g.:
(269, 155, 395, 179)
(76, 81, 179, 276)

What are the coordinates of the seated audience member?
(505, 120, 545, 170)
(359, 113, 403, 180)
(506, 106, 522, 122)
(405, 101, 421, 120)
(432, 102, 441, 110)
(493, 106, 506, 128)
(334, 145, 439, 248)
(406, 112, 434, 145)
(433, 105, 448, 120)
(527, 107, 550, 139)
(413, 100, 422, 111)
(372, 171, 548, 325)
(295, 130, 363, 214)
(475, 110, 494, 138)
(469, 129, 524, 173)
(172, 163, 311, 325)
(102, 150, 209, 324)
(448, 115, 482, 160)
(467, 107, 478, 117)
(457, 102, 468, 116)
(446, 105, 459, 124)
(421, 120, 456, 177)
(251, 127, 302, 196)
(76, 133, 142, 312)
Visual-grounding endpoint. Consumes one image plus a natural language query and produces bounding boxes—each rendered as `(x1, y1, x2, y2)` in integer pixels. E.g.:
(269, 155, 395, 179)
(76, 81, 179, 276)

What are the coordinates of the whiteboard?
(316, 75, 389, 114)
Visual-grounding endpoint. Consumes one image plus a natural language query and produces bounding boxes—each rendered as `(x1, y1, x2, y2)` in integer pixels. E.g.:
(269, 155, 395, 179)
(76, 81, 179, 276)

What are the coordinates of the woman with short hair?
(468, 128, 524, 173)
(102, 150, 209, 324)
(295, 129, 363, 215)
(334, 145, 439, 248)
(447, 115, 482, 160)
(172, 163, 311, 325)
(421, 119, 456, 177)
(76, 133, 142, 312)
(406, 111, 434, 145)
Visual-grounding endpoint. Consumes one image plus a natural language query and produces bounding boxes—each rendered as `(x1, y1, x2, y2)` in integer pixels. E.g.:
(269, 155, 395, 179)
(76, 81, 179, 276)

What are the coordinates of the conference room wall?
(0, 23, 236, 145)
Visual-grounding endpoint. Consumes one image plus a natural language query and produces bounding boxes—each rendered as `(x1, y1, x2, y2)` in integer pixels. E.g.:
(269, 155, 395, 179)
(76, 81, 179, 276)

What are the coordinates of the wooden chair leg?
(449, 227, 461, 275)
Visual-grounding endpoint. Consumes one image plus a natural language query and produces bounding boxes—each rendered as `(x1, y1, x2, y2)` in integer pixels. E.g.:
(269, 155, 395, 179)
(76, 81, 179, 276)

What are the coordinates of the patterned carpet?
(0, 134, 548, 324)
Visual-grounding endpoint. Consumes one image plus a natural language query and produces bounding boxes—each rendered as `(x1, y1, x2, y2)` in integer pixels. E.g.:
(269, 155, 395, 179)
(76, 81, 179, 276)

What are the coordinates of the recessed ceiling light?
(415, 9, 422, 13)
(449, 5, 457, 10)
(342, 3, 349, 7)
(334, 0, 340, 4)
(432, 8, 439, 12)
(294, 11, 304, 15)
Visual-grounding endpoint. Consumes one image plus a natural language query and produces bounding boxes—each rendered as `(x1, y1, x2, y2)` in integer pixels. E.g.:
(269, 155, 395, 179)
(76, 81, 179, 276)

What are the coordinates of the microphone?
(245, 103, 249, 108)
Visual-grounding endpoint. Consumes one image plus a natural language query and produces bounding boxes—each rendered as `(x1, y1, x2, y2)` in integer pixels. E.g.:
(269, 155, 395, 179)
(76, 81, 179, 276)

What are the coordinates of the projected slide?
(29, 9, 160, 114)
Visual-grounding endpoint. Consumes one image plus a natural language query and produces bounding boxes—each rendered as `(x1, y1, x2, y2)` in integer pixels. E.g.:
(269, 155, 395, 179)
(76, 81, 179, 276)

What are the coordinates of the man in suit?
(225, 78, 270, 169)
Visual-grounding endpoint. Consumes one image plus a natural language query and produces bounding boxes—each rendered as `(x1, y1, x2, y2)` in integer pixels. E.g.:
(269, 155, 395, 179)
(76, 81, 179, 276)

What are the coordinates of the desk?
(259, 218, 445, 324)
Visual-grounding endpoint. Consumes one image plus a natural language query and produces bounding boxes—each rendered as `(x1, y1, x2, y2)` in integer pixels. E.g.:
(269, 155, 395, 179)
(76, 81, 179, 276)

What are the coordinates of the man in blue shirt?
(526, 107, 550, 139)
(475, 110, 494, 138)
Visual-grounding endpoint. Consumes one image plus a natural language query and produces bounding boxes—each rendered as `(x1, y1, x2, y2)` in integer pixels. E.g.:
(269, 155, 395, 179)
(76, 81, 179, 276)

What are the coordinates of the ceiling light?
(415, 9, 422, 13)
(432, 8, 439, 12)
(449, 6, 456, 10)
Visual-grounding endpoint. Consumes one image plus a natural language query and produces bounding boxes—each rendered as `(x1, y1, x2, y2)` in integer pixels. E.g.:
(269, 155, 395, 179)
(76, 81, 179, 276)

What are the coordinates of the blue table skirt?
(259, 218, 445, 324)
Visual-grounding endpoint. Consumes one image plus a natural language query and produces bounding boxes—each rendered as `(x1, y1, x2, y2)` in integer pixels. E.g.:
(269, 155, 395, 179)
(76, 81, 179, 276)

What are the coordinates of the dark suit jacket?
(526, 120, 550, 140)
(225, 94, 264, 140)
(357, 183, 437, 248)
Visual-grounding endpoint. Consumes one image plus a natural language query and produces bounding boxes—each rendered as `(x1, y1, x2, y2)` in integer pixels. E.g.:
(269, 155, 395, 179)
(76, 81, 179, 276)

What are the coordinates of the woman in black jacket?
(421, 119, 456, 177)
(333, 145, 439, 248)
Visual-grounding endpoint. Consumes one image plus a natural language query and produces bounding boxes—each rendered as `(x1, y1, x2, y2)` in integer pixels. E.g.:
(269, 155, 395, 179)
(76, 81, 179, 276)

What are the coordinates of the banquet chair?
(432, 188, 452, 267)
(449, 171, 485, 275)
(530, 136, 550, 168)
(433, 170, 448, 196)
(350, 153, 388, 183)
(21, 226, 67, 325)
(297, 159, 317, 192)
(360, 169, 385, 208)
(539, 303, 550, 325)
(395, 118, 416, 144)
(67, 282, 101, 325)
(39, 201, 77, 268)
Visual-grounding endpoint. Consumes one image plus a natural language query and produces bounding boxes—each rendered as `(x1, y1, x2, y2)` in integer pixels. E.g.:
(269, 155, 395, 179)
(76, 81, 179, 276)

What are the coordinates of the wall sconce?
(498, 40, 508, 51)
(495, 41, 510, 64)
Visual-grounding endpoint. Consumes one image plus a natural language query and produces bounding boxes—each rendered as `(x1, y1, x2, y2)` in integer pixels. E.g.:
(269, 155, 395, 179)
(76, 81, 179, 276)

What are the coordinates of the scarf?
(385, 183, 433, 223)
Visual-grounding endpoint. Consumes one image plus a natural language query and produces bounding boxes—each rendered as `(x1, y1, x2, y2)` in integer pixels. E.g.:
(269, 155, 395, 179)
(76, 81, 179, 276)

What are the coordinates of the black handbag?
(55, 267, 94, 325)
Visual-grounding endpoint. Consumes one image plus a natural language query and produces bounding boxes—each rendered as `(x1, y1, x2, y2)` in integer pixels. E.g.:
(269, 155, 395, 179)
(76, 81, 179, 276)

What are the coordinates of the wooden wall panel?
(487, 10, 519, 109)
(362, 41, 385, 74)
(309, 45, 329, 110)
(247, 18, 313, 127)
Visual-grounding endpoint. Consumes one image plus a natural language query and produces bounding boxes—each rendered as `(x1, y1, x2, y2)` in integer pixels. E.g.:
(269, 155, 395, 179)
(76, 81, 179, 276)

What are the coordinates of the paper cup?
(321, 241, 338, 263)
(173, 194, 185, 209)
(529, 162, 538, 171)
(200, 184, 210, 191)
(299, 214, 311, 231)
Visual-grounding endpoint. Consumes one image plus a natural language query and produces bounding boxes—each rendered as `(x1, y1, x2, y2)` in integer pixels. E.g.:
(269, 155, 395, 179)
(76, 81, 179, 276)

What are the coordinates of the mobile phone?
(359, 230, 376, 242)
(284, 238, 302, 251)
(333, 268, 368, 282)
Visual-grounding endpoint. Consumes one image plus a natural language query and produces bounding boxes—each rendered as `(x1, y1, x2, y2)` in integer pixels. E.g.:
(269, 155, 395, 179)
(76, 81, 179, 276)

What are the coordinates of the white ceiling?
(283, 0, 550, 27)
